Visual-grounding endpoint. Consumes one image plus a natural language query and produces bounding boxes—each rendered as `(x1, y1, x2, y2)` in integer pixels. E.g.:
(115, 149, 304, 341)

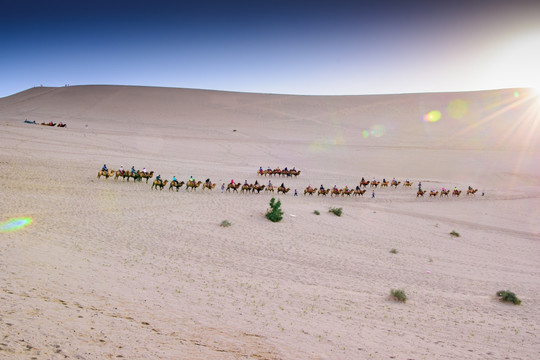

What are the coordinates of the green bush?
(329, 207, 342, 216)
(220, 220, 232, 227)
(496, 290, 521, 305)
(390, 289, 407, 303)
(266, 197, 283, 222)
(450, 230, 460, 237)
(313, 210, 320, 215)
(390, 248, 398, 254)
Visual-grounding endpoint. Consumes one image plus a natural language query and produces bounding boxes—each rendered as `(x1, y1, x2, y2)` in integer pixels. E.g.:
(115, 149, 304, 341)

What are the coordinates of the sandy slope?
(1, 86, 539, 359)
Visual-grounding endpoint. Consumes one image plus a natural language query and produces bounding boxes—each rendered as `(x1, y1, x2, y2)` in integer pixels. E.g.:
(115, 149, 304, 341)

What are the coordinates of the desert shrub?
(220, 220, 232, 227)
(390, 248, 398, 254)
(496, 290, 521, 305)
(450, 230, 460, 237)
(390, 289, 407, 303)
(266, 197, 283, 222)
(329, 207, 342, 217)
(314, 210, 320, 215)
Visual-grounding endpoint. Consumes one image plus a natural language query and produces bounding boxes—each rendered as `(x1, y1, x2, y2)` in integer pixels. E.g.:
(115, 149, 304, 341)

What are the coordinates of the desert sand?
(1, 85, 539, 359)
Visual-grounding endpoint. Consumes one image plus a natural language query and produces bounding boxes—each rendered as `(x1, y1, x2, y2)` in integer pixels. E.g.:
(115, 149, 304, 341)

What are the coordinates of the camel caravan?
(257, 166, 301, 177)
(97, 166, 481, 199)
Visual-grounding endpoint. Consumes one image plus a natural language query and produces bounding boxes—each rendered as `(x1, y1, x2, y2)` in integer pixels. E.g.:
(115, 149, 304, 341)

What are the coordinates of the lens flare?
(0, 217, 33, 233)
(514, 91, 520, 98)
(448, 100, 468, 119)
(362, 130, 370, 138)
(370, 124, 386, 137)
(423, 110, 442, 123)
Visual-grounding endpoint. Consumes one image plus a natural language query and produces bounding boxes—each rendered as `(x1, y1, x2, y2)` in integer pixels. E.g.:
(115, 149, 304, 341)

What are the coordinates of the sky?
(1, 0, 540, 97)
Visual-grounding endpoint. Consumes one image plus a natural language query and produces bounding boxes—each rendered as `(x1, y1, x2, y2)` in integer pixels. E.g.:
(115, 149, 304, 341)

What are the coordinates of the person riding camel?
(102, 164, 108, 172)
(119, 165, 124, 174)
(205, 178, 212, 187)
(280, 182, 285, 188)
(131, 166, 136, 174)
(156, 174, 162, 182)
(231, 179, 234, 184)
(383, 178, 386, 183)
(320, 184, 325, 190)
(244, 180, 248, 185)
(254, 180, 259, 186)
(259, 166, 263, 173)
(189, 176, 194, 183)
(268, 180, 272, 187)
(356, 185, 360, 190)
(142, 167, 147, 174)
(307, 184, 312, 191)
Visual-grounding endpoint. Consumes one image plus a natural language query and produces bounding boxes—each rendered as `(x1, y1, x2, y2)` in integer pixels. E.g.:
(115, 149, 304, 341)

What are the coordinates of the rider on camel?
(102, 164, 108, 172)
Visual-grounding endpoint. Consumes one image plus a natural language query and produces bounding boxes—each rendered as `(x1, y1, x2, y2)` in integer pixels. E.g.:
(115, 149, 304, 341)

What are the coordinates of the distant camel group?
(257, 167, 301, 177)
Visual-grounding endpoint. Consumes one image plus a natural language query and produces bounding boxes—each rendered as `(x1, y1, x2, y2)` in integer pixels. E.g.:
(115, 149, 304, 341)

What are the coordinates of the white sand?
(1, 85, 539, 359)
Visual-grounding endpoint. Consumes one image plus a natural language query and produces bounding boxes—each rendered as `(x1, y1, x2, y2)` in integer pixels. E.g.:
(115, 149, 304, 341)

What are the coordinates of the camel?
(152, 179, 168, 190)
(452, 190, 462, 197)
(341, 188, 353, 197)
(331, 188, 341, 197)
(265, 185, 275, 193)
(429, 190, 439, 197)
(440, 189, 450, 197)
(404, 181, 413, 187)
(57, 123, 66, 127)
(97, 169, 114, 179)
(226, 183, 241, 192)
(353, 189, 366, 196)
(391, 181, 401, 188)
(277, 186, 290, 194)
(138, 171, 154, 184)
(417, 190, 427, 197)
(202, 182, 216, 191)
(360, 180, 370, 188)
(241, 184, 252, 193)
(41, 122, 56, 126)
(186, 180, 202, 191)
(318, 189, 330, 196)
(114, 170, 126, 181)
(124, 170, 142, 182)
(381, 181, 389, 188)
(169, 180, 184, 191)
(467, 188, 478, 195)
(304, 187, 317, 196)
(289, 170, 301, 177)
(279, 169, 289, 177)
(371, 181, 380, 188)
(252, 184, 266, 193)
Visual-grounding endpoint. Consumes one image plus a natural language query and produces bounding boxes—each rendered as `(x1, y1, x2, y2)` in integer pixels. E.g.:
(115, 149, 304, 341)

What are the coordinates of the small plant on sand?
(266, 197, 283, 223)
(390, 248, 398, 254)
(329, 207, 342, 217)
(450, 230, 460, 237)
(220, 220, 232, 227)
(390, 289, 407, 303)
(496, 290, 521, 305)
(314, 210, 320, 215)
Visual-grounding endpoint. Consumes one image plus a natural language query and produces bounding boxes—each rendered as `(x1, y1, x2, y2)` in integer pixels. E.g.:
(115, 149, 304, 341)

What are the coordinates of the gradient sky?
(1, 0, 539, 97)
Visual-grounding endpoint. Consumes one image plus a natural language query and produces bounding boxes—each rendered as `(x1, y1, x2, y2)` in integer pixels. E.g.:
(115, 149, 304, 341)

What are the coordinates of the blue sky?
(1, 0, 539, 97)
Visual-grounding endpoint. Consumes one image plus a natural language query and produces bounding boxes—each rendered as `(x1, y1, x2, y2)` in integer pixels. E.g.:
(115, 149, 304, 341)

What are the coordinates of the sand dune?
(1, 86, 539, 359)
